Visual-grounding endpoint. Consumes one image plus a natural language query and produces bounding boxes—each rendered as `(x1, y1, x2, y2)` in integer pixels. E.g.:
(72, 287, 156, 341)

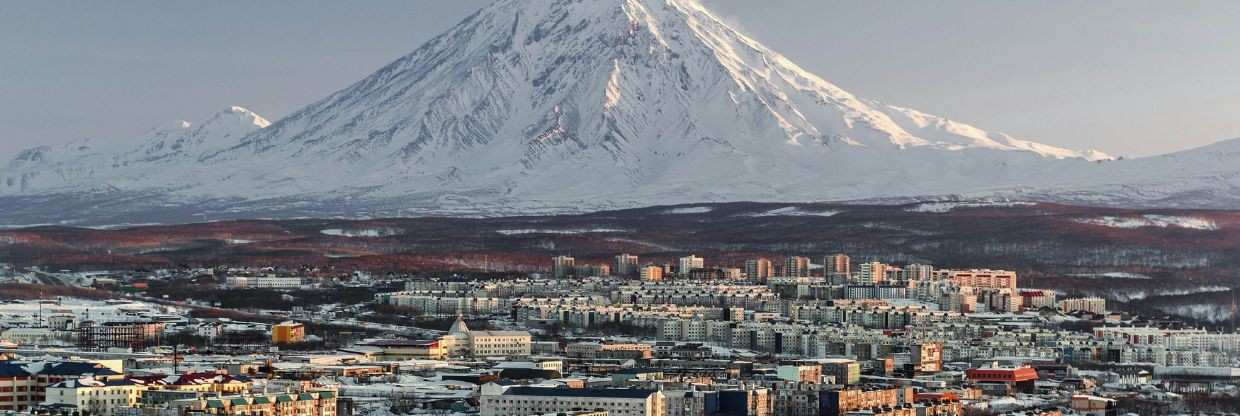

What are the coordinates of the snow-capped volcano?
(0, 0, 1235, 225)
(185, 0, 1110, 202)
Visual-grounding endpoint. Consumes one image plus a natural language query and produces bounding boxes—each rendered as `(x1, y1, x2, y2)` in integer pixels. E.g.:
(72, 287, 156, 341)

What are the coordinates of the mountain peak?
(220, 106, 272, 128)
(3, 0, 1232, 223)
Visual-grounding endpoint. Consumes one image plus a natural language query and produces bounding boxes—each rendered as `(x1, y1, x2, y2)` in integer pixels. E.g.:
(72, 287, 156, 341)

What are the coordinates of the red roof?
(966, 367, 1038, 383)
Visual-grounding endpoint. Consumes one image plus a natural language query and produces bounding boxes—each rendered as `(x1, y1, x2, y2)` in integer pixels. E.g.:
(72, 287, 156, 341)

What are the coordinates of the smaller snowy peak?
(1, 105, 271, 195)
(219, 106, 272, 129)
(131, 105, 270, 162)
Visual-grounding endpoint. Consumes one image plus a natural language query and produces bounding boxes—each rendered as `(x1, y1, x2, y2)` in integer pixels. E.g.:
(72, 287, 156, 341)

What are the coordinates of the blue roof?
(504, 387, 656, 399)
(0, 362, 31, 377)
(41, 362, 121, 376)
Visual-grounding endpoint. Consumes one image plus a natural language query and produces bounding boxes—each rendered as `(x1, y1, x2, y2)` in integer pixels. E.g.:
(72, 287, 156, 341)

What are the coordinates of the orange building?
(271, 322, 305, 345)
(967, 367, 1038, 395)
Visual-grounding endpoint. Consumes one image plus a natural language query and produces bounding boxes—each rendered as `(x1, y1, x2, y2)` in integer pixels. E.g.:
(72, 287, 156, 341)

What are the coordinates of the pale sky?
(3, 0, 1239, 159)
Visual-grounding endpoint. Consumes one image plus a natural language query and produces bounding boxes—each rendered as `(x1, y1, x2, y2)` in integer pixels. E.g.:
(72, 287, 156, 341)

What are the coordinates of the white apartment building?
(616, 254, 640, 277)
(225, 275, 302, 290)
(481, 384, 666, 416)
(470, 331, 533, 357)
(677, 255, 704, 276)
(42, 378, 144, 416)
(1058, 297, 1107, 314)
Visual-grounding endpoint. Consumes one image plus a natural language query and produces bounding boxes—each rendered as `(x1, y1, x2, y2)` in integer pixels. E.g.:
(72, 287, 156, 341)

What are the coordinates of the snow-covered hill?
(3, 106, 270, 196)
(0, 0, 1236, 225)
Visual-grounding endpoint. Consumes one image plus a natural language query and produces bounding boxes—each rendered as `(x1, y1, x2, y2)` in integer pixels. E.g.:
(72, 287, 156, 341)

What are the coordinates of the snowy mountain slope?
(0, 0, 1236, 225)
(131, 106, 270, 163)
(133, 0, 1109, 199)
(2, 106, 269, 194)
(993, 137, 1240, 208)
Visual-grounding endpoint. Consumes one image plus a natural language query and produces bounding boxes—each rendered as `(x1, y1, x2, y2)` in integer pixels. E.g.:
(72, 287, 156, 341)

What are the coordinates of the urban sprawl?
(0, 253, 1236, 416)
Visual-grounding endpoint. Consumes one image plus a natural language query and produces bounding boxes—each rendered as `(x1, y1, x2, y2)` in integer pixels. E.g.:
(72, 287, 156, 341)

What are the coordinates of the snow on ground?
(742, 207, 841, 217)
(1067, 272, 1153, 280)
(1074, 215, 1218, 231)
(320, 227, 403, 237)
(495, 228, 629, 235)
(1102, 285, 1231, 302)
(663, 206, 714, 214)
(905, 201, 1035, 213)
(1156, 303, 1235, 322)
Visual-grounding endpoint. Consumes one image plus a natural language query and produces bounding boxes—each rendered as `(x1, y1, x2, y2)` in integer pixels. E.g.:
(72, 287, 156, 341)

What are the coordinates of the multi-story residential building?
(783, 256, 811, 278)
(225, 275, 302, 289)
(663, 390, 718, 416)
(819, 359, 861, 385)
(857, 262, 887, 284)
(745, 258, 774, 280)
(480, 385, 666, 416)
(566, 342, 653, 360)
(776, 365, 823, 383)
(41, 378, 143, 416)
(0, 361, 123, 412)
(616, 254, 640, 277)
(717, 388, 772, 416)
(1058, 297, 1107, 314)
(823, 254, 851, 280)
(271, 321, 304, 344)
(164, 389, 337, 416)
(720, 267, 743, 280)
(0, 362, 38, 412)
(910, 343, 943, 374)
(468, 331, 532, 357)
(640, 265, 665, 282)
(899, 264, 934, 281)
(820, 386, 913, 416)
(553, 256, 576, 278)
(575, 263, 611, 277)
(374, 292, 515, 315)
(937, 269, 1017, 290)
(1020, 290, 1058, 310)
(678, 255, 704, 276)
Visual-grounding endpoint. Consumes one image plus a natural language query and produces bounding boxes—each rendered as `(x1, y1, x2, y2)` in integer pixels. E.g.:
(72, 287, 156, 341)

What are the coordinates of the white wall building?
(481, 384, 665, 416)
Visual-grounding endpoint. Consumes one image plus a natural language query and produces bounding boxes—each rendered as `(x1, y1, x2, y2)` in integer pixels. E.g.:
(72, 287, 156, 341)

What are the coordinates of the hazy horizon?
(3, 0, 1238, 159)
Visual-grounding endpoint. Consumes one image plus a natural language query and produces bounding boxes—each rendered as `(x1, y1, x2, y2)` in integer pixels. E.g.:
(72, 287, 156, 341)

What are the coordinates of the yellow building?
(272, 322, 305, 345)
(169, 389, 337, 416)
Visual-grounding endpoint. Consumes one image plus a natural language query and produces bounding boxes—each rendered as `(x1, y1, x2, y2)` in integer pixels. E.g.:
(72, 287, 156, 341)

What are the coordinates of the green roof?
(317, 391, 335, 399)
(252, 397, 271, 404)
(275, 395, 293, 403)
(298, 393, 315, 401)
(230, 398, 249, 406)
(206, 400, 225, 409)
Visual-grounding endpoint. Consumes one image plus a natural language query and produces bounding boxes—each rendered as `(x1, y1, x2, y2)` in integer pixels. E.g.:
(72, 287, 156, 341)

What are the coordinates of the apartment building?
(677, 256, 704, 276)
(937, 269, 1017, 290)
(824, 255, 851, 282)
(616, 254, 640, 277)
(481, 385, 666, 416)
(783, 256, 811, 278)
(553, 256, 576, 278)
(41, 378, 143, 416)
(469, 331, 533, 357)
(745, 259, 774, 280)
(165, 389, 337, 416)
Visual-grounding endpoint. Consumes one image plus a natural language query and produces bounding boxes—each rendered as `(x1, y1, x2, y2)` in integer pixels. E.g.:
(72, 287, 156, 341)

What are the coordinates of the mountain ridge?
(1, 0, 1237, 226)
